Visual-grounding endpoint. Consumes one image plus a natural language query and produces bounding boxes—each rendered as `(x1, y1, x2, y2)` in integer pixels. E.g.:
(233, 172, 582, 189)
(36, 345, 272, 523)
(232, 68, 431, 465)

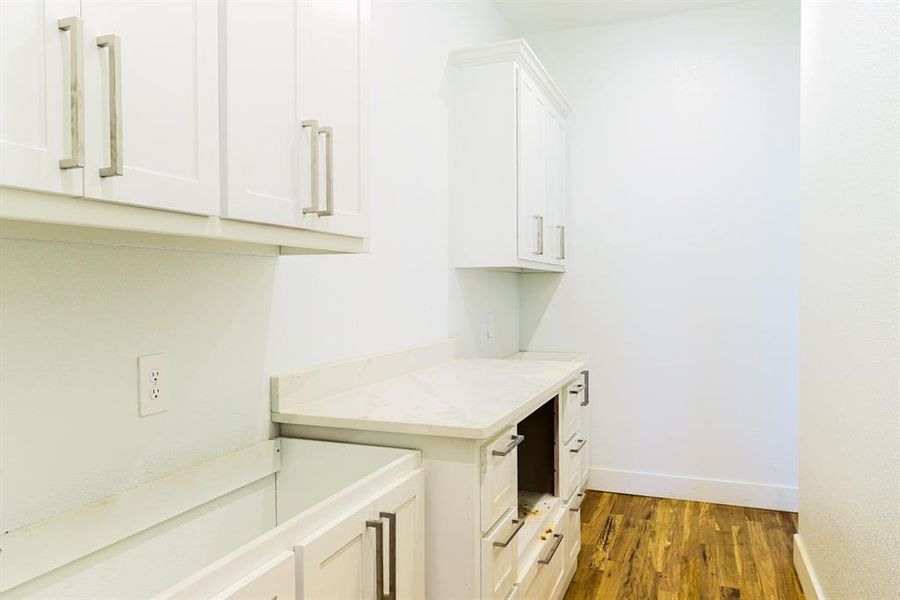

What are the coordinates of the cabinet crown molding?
(449, 38, 571, 119)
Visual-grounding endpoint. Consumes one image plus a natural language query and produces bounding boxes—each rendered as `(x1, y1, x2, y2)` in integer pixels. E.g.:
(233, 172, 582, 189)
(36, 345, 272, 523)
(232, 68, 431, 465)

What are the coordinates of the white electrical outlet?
(138, 353, 169, 416)
(486, 314, 496, 339)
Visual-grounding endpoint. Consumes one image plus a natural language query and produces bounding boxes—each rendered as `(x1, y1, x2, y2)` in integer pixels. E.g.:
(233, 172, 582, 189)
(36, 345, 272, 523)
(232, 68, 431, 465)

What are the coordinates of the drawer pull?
(96, 34, 123, 178)
(58, 17, 84, 170)
(580, 370, 590, 406)
(492, 434, 525, 456)
(569, 438, 586, 453)
(366, 518, 384, 600)
(568, 492, 585, 512)
(367, 512, 397, 600)
(538, 533, 564, 565)
(568, 383, 584, 394)
(492, 518, 525, 548)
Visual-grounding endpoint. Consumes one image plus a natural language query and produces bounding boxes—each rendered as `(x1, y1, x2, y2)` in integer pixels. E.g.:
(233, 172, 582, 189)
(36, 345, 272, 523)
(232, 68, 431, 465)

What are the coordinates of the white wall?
(522, 0, 800, 510)
(0, 1, 518, 596)
(794, 1, 900, 598)
(267, 0, 519, 371)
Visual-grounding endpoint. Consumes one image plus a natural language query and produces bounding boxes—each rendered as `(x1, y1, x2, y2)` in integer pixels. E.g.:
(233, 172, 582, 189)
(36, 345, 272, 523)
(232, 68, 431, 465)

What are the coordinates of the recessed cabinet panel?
(294, 506, 373, 600)
(225, 0, 368, 238)
(81, 0, 219, 214)
(517, 69, 548, 263)
(546, 111, 567, 265)
(0, 0, 83, 196)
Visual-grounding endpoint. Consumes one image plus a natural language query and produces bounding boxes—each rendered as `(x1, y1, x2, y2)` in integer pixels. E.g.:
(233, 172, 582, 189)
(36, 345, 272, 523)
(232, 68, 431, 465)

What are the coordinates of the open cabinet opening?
(516, 395, 559, 551)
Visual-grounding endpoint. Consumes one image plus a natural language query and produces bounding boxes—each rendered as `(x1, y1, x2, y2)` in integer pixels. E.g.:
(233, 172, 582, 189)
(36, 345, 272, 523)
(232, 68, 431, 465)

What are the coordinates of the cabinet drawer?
(564, 488, 583, 569)
(481, 426, 521, 531)
(210, 552, 294, 600)
(519, 518, 567, 600)
(562, 378, 584, 444)
(482, 507, 523, 600)
(581, 439, 590, 487)
(563, 434, 586, 500)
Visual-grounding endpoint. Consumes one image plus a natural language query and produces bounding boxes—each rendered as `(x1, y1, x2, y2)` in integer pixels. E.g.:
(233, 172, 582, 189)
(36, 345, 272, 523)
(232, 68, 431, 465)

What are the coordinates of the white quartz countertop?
(272, 354, 586, 440)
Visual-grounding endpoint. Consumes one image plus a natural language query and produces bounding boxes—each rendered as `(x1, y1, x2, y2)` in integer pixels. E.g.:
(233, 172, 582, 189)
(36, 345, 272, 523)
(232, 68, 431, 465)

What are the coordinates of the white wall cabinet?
(0, 0, 369, 254)
(223, 0, 368, 238)
(451, 40, 570, 273)
(80, 0, 219, 214)
(0, 0, 84, 197)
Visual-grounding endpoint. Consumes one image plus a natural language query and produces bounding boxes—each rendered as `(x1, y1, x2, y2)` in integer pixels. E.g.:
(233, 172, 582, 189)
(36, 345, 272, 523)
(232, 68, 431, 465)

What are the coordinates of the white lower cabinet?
(158, 439, 424, 600)
(211, 553, 295, 600)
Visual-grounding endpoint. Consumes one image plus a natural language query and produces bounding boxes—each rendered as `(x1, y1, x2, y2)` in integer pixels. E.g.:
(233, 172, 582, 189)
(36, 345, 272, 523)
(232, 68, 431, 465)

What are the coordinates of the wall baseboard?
(793, 534, 825, 600)
(587, 467, 798, 512)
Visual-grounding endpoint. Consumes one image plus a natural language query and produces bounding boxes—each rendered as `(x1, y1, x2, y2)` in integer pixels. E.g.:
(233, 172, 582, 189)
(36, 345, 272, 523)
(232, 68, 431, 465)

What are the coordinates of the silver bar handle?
(379, 512, 397, 600)
(366, 518, 385, 600)
(492, 434, 525, 457)
(301, 120, 320, 214)
(569, 438, 586, 453)
(557, 225, 565, 260)
(319, 126, 334, 216)
(569, 492, 585, 512)
(301, 121, 334, 216)
(96, 34, 123, 178)
(492, 518, 525, 548)
(58, 17, 83, 170)
(532, 215, 543, 255)
(581, 370, 590, 406)
(538, 533, 564, 565)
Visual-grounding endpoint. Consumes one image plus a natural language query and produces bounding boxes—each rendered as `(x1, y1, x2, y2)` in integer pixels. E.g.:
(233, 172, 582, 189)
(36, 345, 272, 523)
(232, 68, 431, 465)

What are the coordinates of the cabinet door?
(517, 68, 548, 263)
(294, 500, 376, 600)
(224, 0, 368, 237)
(481, 426, 520, 531)
(372, 469, 425, 600)
(545, 110, 567, 265)
(1, 0, 83, 196)
(81, 0, 219, 214)
(211, 552, 295, 600)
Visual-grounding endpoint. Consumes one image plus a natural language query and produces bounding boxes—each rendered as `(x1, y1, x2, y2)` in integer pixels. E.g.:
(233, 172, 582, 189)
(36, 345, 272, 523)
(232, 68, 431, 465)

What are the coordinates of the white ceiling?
(494, 0, 747, 34)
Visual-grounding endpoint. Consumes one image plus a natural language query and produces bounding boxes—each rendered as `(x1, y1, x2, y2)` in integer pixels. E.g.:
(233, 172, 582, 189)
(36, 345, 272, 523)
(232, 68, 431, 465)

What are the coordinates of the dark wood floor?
(564, 491, 804, 600)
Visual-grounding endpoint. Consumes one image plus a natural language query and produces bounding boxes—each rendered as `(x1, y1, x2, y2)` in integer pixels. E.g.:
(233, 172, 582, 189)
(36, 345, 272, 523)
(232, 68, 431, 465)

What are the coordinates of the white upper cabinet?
(450, 39, 570, 273)
(0, 0, 84, 197)
(0, 0, 368, 254)
(81, 0, 219, 215)
(223, 0, 369, 238)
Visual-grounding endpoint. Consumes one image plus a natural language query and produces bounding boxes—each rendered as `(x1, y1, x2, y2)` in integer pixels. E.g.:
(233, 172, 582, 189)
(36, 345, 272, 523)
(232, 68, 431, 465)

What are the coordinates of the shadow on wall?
(519, 273, 564, 348)
(448, 268, 522, 358)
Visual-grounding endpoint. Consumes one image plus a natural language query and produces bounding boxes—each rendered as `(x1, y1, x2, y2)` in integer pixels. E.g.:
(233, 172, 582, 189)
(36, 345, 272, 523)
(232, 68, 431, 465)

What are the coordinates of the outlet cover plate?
(138, 353, 169, 416)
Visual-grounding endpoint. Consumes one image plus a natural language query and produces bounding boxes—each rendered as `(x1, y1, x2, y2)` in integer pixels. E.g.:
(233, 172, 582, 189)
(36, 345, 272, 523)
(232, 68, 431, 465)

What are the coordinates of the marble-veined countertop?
(272, 352, 587, 439)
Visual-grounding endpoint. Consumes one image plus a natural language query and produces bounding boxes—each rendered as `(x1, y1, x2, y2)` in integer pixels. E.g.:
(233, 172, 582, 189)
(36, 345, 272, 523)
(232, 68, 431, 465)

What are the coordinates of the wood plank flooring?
(564, 491, 804, 600)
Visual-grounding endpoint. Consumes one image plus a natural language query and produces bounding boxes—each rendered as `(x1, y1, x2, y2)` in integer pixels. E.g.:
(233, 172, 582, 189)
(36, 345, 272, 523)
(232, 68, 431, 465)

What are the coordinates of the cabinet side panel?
(451, 62, 518, 268)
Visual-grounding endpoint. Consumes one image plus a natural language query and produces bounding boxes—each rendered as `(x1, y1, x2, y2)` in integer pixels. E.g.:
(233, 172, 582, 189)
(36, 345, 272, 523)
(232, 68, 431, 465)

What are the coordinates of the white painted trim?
(0, 187, 367, 255)
(587, 467, 798, 511)
(448, 39, 571, 118)
(793, 534, 825, 600)
(271, 339, 458, 411)
(0, 439, 281, 592)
